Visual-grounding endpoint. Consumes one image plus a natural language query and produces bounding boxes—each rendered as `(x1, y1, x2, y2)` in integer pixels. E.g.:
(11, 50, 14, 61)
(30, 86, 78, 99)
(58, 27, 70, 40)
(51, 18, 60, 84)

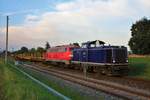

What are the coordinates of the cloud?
(0, 0, 150, 50)
(25, 15, 39, 22)
(56, 0, 134, 17)
(138, 0, 150, 9)
(0, 9, 39, 16)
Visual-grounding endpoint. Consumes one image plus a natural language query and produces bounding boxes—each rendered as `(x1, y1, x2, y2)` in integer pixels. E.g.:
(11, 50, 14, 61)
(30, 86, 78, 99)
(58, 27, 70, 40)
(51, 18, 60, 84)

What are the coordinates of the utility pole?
(5, 16, 9, 63)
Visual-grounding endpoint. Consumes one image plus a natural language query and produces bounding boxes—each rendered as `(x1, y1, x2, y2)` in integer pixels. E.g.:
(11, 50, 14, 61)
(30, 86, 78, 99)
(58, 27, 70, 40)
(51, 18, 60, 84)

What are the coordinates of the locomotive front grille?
(106, 48, 127, 64)
(114, 49, 127, 63)
(106, 49, 112, 63)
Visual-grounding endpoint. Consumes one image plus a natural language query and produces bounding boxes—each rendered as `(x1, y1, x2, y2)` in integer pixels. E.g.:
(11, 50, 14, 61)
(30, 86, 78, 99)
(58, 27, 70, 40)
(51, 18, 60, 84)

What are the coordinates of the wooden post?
(5, 16, 9, 64)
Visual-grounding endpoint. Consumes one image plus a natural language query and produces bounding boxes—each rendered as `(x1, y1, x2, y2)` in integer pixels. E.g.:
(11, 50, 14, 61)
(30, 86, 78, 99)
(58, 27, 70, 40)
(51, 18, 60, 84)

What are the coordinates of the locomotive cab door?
(80, 49, 88, 62)
(79, 42, 89, 62)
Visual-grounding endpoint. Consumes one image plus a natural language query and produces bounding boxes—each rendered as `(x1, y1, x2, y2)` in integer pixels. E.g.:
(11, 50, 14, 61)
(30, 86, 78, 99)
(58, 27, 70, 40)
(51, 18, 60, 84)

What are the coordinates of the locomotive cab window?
(58, 47, 67, 52)
(82, 44, 87, 48)
(65, 48, 67, 52)
(90, 44, 95, 47)
(69, 48, 74, 51)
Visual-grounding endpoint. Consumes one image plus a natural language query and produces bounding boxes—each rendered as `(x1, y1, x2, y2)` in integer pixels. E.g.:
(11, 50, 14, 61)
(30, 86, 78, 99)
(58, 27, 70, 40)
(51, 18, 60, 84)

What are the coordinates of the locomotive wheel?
(106, 67, 113, 76)
(100, 68, 106, 75)
(68, 65, 74, 69)
(96, 67, 106, 75)
(87, 66, 94, 72)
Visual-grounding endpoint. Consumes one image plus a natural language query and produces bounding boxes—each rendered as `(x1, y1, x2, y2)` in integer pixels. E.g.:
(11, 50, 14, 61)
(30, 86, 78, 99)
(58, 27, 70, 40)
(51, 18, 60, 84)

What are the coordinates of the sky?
(0, 0, 150, 51)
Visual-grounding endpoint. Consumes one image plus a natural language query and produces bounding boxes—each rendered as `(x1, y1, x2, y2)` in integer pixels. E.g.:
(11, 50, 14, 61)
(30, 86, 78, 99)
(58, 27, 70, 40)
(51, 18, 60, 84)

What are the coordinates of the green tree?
(73, 42, 80, 46)
(20, 46, 28, 53)
(37, 47, 45, 53)
(128, 17, 150, 54)
(37, 47, 45, 57)
(30, 48, 36, 53)
(45, 42, 50, 50)
(29, 48, 36, 56)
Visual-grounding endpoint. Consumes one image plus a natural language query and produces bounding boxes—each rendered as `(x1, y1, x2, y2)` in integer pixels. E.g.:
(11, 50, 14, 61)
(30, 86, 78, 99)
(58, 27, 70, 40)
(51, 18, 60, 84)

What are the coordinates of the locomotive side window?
(64, 48, 67, 52)
(90, 44, 95, 47)
(48, 47, 67, 52)
(69, 48, 74, 53)
(69, 48, 73, 51)
(57, 48, 60, 52)
(57, 47, 67, 52)
(82, 44, 87, 48)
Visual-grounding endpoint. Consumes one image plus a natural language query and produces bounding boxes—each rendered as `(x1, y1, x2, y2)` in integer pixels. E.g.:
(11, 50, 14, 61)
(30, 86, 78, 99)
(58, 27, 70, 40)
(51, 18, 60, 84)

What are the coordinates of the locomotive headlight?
(113, 60, 116, 63)
(69, 54, 73, 57)
(126, 59, 128, 63)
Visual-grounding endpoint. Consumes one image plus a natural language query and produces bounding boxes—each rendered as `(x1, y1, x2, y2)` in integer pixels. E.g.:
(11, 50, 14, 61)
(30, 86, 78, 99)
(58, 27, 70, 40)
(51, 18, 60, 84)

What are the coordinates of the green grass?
(0, 60, 61, 100)
(129, 57, 150, 80)
(0, 58, 104, 100)
(18, 65, 103, 100)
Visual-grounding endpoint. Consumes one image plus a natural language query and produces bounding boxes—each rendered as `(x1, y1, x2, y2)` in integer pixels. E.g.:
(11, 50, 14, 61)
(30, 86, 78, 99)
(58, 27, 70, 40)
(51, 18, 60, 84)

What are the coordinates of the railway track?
(33, 62, 150, 92)
(20, 63, 150, 100)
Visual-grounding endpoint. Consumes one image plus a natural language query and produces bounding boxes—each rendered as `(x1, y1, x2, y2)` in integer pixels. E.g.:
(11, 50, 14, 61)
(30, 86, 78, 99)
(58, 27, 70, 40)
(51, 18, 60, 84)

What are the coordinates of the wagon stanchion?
(15, 60, 19, 65)
(97, 66, 101, 76)
(83, 64, 87, 79)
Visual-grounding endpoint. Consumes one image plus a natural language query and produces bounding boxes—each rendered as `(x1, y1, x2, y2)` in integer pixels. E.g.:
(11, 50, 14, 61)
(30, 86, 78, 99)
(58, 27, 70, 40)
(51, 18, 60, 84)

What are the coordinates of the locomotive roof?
(48, 44, 79, 49)
(82, 40, 105, 45)
(56, 45, 78, 47)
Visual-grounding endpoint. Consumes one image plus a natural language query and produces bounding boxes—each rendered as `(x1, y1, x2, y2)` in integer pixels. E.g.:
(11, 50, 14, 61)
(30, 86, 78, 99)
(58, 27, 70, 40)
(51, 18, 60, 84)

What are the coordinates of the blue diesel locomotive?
(71, 40, 128, 76)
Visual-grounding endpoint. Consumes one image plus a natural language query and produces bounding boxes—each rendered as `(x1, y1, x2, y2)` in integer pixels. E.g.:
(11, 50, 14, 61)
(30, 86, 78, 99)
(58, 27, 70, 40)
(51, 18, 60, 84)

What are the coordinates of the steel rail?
(23, 63, 150, 100)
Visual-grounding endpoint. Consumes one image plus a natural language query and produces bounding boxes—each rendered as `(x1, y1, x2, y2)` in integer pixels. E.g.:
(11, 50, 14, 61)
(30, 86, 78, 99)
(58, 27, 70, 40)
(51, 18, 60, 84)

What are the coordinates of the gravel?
(24, 66, 124, 100)
(45, 65, 150, 92)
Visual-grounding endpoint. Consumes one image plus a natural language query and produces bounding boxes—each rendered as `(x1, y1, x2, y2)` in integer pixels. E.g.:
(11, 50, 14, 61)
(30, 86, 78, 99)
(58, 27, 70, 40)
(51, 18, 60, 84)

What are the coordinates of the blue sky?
(0, 0, 69, 26)
(0, 0, 150, 51)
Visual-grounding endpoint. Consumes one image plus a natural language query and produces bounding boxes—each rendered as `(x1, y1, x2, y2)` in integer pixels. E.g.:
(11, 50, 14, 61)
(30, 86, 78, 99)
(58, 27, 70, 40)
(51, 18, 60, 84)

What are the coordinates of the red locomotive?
(44, 45, 79, 64)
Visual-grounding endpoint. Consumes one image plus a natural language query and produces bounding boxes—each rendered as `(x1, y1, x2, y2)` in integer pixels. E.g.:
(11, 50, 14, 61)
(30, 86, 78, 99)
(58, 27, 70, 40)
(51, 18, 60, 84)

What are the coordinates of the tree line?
(13, 42, 50, 54)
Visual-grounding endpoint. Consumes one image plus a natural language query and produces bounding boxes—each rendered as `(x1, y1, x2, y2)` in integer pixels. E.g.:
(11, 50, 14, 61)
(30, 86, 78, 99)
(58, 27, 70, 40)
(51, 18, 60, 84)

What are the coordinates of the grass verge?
(129, 57, 150, 80)
(0, 59, 61, 100)
(17, 64, 104, 100)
